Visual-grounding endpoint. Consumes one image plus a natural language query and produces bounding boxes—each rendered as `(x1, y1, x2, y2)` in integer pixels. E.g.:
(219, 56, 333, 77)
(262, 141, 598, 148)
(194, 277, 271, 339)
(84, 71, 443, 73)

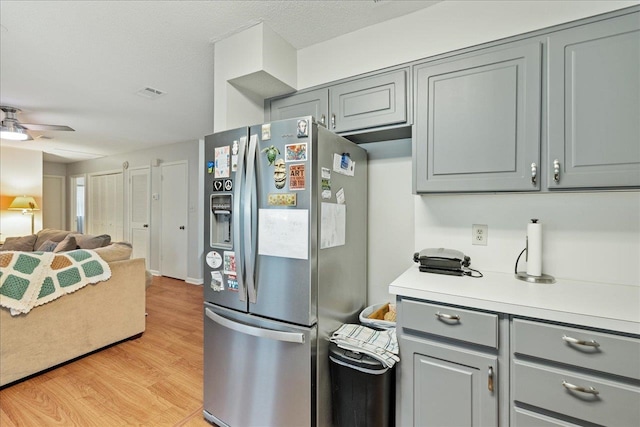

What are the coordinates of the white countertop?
(389, 266, 640, 335)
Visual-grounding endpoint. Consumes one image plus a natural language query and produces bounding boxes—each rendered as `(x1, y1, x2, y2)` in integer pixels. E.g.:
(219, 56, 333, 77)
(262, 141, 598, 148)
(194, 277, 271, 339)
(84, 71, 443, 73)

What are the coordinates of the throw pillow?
(72, 233, 111, 249)
(34, 229, 71, 250)
(53, 235, 78, 252)
(0, 234, 37, 251)
(36, 239, 59, 252)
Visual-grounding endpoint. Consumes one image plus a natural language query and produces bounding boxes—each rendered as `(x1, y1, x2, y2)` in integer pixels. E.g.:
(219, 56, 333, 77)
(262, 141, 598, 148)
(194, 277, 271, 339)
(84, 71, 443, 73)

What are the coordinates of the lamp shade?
(8, 196, 39, 211)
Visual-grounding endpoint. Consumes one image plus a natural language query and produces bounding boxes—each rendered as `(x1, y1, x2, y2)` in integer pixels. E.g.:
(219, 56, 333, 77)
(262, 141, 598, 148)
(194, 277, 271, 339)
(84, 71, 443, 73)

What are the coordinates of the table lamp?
(8, 196, 40, 235)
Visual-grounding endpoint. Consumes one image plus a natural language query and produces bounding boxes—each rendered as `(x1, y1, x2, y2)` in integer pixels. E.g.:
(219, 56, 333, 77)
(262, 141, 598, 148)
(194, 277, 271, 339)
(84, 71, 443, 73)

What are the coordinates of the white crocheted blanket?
(0, 249, 111, 316)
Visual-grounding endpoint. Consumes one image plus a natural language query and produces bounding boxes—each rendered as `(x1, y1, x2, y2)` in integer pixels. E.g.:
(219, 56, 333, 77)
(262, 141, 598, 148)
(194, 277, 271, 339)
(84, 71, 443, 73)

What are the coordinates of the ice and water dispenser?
(210, 194, 232, 248)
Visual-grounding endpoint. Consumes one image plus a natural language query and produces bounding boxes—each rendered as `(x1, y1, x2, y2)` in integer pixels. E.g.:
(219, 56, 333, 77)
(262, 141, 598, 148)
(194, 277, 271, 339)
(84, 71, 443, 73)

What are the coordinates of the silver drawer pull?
(562, 380, 599, 396)
(435, 312, 460, 321)
(488, 366, 494, 392)
(562, 335, 600, 348)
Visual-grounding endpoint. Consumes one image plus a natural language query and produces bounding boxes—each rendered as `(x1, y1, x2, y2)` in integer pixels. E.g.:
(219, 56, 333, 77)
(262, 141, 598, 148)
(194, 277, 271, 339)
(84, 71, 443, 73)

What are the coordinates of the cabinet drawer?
(513, 318, 640, 379)
(513, 360, 640, 427)
(513, 406, 582, 427)
(400, 299, 498, 348)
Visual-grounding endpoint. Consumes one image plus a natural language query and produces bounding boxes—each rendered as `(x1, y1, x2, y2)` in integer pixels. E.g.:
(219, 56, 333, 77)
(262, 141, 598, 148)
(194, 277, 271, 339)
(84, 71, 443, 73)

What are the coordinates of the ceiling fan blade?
(20, 123, 75, 132)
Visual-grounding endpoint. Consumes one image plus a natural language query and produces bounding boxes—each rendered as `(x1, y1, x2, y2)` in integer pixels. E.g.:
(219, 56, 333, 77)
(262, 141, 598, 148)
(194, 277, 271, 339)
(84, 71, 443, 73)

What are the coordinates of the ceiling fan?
(0, 105, 74, 141)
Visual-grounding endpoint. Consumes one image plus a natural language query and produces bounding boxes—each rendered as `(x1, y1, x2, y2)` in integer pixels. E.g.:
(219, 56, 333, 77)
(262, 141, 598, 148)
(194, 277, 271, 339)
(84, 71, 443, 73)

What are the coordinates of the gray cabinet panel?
(414, 42, 542, 193)
(400, 335, 498, 427)
(513, 360, 640, 427)
(513, 318, 640, 380)
(547, 12, 640, 189)
(402, 299, 499, 348)
(269, 88, 328, 127)
(513, 407, 583, 427)
(329, 69, 407, 133)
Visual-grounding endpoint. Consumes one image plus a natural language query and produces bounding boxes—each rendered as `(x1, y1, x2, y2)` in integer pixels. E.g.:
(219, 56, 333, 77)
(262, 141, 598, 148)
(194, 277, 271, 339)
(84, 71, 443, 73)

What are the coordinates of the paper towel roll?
(526, 220, 542, 277)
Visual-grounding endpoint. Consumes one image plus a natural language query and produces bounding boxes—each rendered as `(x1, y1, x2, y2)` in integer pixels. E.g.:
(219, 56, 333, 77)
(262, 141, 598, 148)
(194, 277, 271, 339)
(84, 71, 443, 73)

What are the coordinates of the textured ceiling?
(0, 0, 440, 163)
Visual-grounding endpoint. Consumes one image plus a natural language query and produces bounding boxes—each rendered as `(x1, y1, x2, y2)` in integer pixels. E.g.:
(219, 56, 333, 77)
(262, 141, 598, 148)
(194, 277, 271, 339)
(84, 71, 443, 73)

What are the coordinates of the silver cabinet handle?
(435, 311, 460, 321)
(531, 162, 537, 185)
(553, 159, 561, 183)
(488, 366, 494, 392)
(562, 380, 599, 395)
(562, 335, 600, 348)
(331, 113, 336, 129)
(320, 114, 326, 127)
(206, 308, 305, 344)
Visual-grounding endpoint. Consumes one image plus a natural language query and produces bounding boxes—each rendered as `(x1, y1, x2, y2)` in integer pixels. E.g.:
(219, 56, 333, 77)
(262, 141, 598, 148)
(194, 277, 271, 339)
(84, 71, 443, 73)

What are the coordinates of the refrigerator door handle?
(244, 134, 259, 304)
(205, 308, 305, 344)
(233, 136, 248, 302)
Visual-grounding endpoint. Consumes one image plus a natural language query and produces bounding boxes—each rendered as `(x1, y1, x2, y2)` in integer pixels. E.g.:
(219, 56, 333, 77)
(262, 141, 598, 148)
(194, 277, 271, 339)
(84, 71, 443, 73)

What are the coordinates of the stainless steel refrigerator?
(202, 117, 367, 427)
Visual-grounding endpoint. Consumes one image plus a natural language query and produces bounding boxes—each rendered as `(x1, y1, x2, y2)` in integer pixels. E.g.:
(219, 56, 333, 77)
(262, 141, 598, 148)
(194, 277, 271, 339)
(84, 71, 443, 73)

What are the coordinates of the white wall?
(298, 1, 638, 88)
(292, 0, 640, 302)
(0, 146, 43, 238)
(66, 140, 203, 283)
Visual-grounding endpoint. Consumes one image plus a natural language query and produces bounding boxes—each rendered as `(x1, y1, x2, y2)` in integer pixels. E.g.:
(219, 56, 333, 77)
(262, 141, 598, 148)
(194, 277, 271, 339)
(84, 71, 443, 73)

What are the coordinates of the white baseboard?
(150, 270, 161, 276)
(186, 277, 204, 285)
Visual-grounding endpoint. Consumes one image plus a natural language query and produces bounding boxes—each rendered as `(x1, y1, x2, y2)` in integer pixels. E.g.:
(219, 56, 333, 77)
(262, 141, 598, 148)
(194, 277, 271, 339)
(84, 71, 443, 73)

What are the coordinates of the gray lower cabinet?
(547, 11, 640, 189)
(511, 318, 640, 426)
(396, 297, 640, 426)
(267, 68, 408, 135)
(413, 42, 542, 193)
(397, 298, 504, 426)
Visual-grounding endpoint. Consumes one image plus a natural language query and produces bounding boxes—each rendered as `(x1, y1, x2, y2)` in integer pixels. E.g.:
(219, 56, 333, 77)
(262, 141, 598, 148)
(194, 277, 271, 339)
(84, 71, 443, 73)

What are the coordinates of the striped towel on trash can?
(330, 324, 400, 368)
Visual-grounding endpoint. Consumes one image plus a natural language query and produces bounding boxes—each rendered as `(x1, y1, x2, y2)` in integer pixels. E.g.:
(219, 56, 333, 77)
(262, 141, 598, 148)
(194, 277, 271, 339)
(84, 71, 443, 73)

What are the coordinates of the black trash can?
(329, 342, 395, 427)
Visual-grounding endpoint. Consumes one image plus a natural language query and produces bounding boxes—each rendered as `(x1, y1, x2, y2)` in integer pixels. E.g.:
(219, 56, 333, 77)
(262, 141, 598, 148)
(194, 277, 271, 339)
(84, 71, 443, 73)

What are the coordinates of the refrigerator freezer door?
(204, 128, 249, 312)
(203, 302, 315, 427)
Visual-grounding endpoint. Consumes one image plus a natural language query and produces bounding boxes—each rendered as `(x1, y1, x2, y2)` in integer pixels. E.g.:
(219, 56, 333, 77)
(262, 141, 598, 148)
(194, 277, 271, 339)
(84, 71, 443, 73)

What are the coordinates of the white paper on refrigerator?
(258, 209, 309, 260)
(321, 202, 346, 249)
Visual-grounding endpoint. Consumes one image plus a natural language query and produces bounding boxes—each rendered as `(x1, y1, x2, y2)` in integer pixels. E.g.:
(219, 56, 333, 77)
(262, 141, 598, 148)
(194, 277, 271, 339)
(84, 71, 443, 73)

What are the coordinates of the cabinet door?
(547, 12, 640, 189)
(414, 42, 542, 193)
(329, 68, 407, 133)
(398, 335, 498, 427)
(268, 88, 328, 127)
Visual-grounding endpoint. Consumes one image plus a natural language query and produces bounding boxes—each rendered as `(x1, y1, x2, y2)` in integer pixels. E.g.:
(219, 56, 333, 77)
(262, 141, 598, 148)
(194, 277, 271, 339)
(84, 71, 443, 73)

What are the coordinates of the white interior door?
(87, 172, 124, 241)
(160, 162, 188, 280)
(43, 175, 65, 230)
(129, 167, 150, 267)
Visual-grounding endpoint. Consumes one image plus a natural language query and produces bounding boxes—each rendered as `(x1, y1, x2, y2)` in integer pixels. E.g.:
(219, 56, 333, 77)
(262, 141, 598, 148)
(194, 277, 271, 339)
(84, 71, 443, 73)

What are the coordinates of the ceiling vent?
(136, 86, 166, 100)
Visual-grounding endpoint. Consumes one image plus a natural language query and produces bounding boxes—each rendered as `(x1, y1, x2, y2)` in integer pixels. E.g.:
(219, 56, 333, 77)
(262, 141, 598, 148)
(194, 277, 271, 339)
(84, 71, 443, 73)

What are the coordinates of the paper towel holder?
(514, 219, 555, 284)
(515, 271, 555, 284)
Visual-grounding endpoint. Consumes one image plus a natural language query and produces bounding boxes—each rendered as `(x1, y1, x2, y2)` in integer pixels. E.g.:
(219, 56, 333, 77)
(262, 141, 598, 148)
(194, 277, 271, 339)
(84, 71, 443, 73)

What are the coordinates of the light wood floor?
(0, 275, 212, 426)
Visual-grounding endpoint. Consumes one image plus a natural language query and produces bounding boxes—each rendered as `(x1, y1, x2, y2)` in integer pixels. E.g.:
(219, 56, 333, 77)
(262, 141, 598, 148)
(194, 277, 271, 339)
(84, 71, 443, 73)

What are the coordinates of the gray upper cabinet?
(413, 42, 542, 193)
(269, 88, 329, 127)
(547, 11, 640, 189)
(329, 69, 407, 133)
(267, 68, 409, 135)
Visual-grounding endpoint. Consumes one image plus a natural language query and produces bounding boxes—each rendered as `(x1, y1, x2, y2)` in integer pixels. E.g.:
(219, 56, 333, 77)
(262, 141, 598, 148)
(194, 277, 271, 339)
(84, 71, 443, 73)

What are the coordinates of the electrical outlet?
(472, 224, 488, 246)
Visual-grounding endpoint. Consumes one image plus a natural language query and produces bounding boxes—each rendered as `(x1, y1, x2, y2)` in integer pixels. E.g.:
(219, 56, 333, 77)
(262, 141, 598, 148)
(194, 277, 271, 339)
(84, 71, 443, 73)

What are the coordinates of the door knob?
(143, 224, 149, 228)
(179, 226, 185, 230)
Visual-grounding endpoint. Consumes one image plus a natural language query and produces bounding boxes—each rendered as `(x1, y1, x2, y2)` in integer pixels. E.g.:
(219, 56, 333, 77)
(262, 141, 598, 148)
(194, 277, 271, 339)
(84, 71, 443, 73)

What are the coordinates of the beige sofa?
(0, 230, 147, 387)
